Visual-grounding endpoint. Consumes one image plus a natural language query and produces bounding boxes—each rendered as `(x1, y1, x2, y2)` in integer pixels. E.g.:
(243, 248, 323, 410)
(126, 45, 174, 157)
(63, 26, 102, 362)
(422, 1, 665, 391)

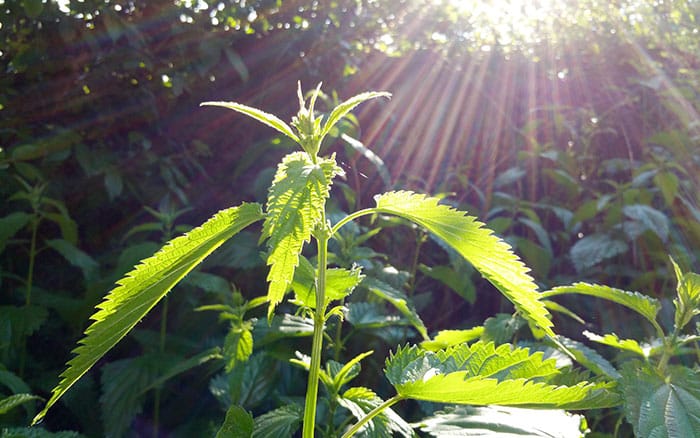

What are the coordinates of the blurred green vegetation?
(1, 0, 699, 436)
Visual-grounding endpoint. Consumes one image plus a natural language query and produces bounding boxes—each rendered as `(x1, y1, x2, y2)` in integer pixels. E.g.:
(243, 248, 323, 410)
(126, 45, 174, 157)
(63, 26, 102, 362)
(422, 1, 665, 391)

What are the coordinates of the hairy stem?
(302, 225, 329, 438)
(340, 394, 405, 438)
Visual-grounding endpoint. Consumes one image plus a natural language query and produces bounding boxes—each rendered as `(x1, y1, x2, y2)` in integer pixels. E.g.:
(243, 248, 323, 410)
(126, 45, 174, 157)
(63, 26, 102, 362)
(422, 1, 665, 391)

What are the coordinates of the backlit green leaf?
(321, 91, 391, 139)
(541, 282, 661, 328)
(262, 152, 342, 315)
(0, 393, 41, 415)
(200, 101, 299, 143)
(385, 342, 613, 408)
(33, 203, 263, 424)
(291, 256, 364, 309)
(373, 191, 553, 338)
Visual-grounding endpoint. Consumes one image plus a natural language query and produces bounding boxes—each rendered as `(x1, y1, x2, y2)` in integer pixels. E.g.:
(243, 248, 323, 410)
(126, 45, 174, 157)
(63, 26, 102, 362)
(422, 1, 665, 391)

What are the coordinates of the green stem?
(302, 227, 329, 438)
(20, 216, 40, 378)
(340, 394, 405, 438)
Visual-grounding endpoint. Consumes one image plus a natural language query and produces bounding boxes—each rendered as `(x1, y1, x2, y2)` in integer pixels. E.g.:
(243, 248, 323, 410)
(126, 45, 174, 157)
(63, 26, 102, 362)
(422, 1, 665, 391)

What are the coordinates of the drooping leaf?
(569, 233, 628, 272)
(320, 91, 391, 139)
(620, 362, 700, 438)
(253, 404, 303, 437)
(200, 101, 300, 143)
(262, 152, 342, 315)
(338, 387, 414, 437)
(373, 191, 553, 337)
(385, 342, 614, 408)
(45, 239, 99, 282)
(216, 405, 254, 438)
(363, 277, 429, 341)
(33, 203, 263, 424)
(417, 405, 587, 437)
(541, 282, 661, 328)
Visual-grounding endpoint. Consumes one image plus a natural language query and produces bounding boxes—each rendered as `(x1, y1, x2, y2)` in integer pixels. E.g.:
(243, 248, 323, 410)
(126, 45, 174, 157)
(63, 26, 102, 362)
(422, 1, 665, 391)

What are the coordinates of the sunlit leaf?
(0, 394, 41, 415)
(33, 203, 263, 424)
(262, 152, 342, 315)
(385, 342, 616, 408)
(541, 282, 661, 328)
(556, 335, 621, 379)
(291, 256, 364, 309)
(200, 101, 299, 143)
(373, 191, 553, 337)
(582, 331, 647, 358)
(320, 91, 390, 139)
(421, 327, 484, 351)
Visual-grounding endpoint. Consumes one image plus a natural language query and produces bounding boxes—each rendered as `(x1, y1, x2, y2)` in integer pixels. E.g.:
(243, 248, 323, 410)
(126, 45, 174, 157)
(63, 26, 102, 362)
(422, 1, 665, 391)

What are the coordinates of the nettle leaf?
(417, 405, 587, 438)
(385, 342, 610, 408)
(583, 331, 647, 358)
(373, 191, 553, 338)
(291, 256, 364, 309)
(344, 302, 404, 330)
(216, 405, 254, 438)
(622, 204, 670, 242)
(363, 277, 429, 340)
(320, 91, 391, 139)
(621, 362, 700, 438)
(557, 336, 621, 379)
(542, 282, 661, 328)
(671, 258, 700, 329)
(262, 152, 342, 315)
(0, 393, 41, 415)
(0, 211, 31, 253)
(338, 387, 414, 438)
(569, 233, 628, 273)
(421, 327, 484, 352)
(223, 325, 253, 372)
(253, 404, 303, 437)
(200, 101, 300, 143)
(45, 239, 99, 282)
(33, 203, 263, 424)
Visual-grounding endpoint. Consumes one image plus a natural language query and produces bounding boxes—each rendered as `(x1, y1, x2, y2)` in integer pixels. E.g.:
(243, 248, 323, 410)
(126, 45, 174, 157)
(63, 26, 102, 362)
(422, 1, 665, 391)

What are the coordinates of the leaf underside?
(34, 203, 263, 424)
(374, 191, 553, 337)
(262, 152, 342, 315)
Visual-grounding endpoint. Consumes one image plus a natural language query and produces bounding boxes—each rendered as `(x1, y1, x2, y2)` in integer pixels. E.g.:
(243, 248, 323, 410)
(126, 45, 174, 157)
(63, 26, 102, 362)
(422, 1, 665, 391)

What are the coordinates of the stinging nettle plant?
(33, 83, 618, 436)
